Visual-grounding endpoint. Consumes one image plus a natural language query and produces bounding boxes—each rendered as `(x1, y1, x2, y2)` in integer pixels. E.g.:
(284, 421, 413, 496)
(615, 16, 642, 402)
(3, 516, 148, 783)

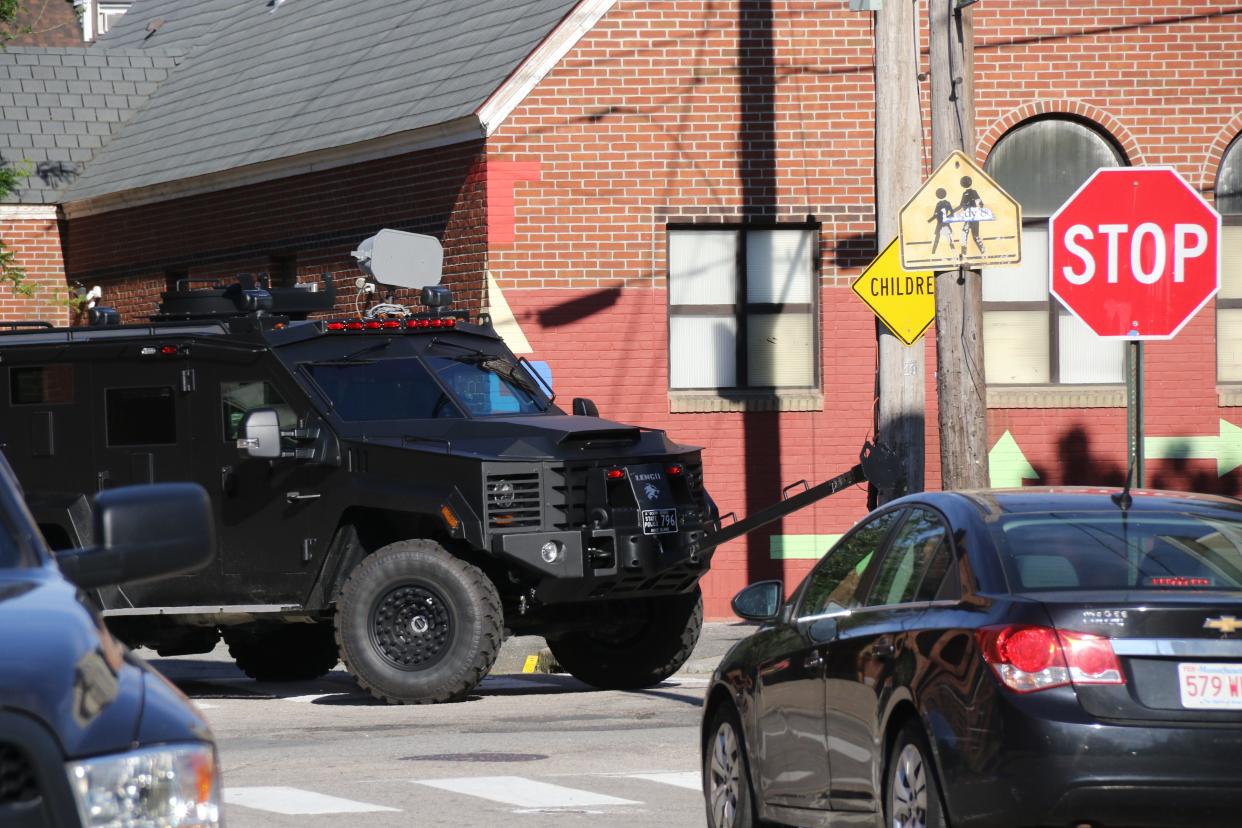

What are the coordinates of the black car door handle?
(285, 491, 322, 503)
(872, 641, 895, 660)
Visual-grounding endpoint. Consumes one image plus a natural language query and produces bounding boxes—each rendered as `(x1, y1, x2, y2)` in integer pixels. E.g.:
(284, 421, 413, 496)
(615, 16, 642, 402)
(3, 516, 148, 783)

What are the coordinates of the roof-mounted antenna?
(1112, 455, 1136, 511)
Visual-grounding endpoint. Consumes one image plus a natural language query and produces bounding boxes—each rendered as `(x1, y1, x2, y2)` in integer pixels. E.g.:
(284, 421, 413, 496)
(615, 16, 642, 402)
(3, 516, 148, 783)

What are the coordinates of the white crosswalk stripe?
(224, 786, 399, 815)
(622, 771, 702, 790)
(414, 776, 641, 810)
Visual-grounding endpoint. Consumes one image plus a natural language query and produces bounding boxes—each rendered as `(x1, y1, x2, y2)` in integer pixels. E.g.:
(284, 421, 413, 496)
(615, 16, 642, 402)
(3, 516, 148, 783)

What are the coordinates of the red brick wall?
(0, 216, 71, 326)
(490, 1, 1242, 617)
(65, 141, 490, 322)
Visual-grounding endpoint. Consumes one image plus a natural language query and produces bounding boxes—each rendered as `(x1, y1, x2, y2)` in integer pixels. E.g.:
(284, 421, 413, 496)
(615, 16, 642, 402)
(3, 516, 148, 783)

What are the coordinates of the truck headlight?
(66, 743, 221, 828)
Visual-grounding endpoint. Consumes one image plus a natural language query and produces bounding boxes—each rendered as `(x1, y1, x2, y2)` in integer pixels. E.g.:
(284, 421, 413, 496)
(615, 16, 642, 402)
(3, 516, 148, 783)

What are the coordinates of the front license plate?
(1178, 662, 1242, 709)
(641, 508, 678, 536)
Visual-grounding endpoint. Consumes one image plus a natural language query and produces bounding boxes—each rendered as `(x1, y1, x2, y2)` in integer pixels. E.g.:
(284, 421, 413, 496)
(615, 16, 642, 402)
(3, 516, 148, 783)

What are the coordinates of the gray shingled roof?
(96, 0, 256, 53)
(65, 0, 580, 204)
(0, 47, 179, 204)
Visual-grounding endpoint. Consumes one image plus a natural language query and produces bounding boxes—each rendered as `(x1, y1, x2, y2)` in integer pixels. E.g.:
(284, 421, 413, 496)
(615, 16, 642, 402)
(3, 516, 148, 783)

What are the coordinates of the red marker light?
(419, 319, 432, 329)
(430, 318, 444, 328)
(383, 320, 401, 329)
(345, 320, 364, 331)
(364, 320, 382, 330)
(159, 345, 178, 355)
(326, 322, 345, 331)
(666, 463, 684, 476)
(445, 318, 457, 328)
(606, 468, 625, 480)
(405, 319, 420, 329)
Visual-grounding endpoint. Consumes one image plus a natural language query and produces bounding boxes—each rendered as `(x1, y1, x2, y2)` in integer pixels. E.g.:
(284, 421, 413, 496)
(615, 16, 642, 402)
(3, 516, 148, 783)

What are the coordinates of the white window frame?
(666, 223, 820, 393)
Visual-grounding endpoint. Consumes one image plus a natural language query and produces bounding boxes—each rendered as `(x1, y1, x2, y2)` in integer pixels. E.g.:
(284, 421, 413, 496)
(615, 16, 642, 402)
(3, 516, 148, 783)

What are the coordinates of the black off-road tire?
(334, 539, 502, 704)
(703, 702, 758, 828)
(546, 587, 703, 690)
(223, 622, 339, 682)
(884, 722, 949, 828)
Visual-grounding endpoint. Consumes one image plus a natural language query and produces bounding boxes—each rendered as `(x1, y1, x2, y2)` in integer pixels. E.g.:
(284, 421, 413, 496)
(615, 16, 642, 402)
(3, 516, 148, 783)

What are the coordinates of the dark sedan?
(0, 449, 220, 828)
(700, 488, 1242, 828)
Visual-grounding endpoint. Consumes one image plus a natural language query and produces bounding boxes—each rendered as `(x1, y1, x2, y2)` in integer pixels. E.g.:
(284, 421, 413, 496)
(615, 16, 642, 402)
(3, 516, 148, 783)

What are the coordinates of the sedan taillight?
(977, 625, 1125, 693)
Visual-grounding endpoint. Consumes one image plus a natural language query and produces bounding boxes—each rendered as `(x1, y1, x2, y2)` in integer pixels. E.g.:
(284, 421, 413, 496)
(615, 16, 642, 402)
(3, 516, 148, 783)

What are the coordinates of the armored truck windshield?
(303, 353, 549, 420)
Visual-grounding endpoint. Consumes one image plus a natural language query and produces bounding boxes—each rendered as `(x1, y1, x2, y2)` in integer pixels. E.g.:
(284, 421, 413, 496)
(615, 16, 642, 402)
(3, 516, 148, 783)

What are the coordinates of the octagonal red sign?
(1049, 167, 1221, 340)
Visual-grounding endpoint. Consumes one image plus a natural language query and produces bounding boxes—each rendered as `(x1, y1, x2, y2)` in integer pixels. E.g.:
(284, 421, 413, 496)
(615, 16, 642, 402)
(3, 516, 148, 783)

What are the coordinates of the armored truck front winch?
(0, 268, 716, 704)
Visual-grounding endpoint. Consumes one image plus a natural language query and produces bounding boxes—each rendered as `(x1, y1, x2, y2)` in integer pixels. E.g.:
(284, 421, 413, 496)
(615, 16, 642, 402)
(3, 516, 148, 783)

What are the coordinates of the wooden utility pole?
(872, 0, 924, 504)
(929, 0, 989, 489)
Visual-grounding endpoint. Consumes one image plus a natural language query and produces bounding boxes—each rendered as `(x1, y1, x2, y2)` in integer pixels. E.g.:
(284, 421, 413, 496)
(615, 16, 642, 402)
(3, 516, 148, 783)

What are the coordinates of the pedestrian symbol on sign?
(899, 151, 1021, 270)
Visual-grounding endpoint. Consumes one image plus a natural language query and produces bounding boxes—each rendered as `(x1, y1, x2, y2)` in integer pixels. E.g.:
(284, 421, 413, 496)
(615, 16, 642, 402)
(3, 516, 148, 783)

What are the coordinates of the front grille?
(548, 464, 589, 530)
(0, 743, 38, 805)
(485, 472, 542, 529)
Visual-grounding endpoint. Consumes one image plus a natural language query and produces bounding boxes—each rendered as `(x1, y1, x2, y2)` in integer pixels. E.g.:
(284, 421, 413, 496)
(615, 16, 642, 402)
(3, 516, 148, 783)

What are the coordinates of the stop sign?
(1049, 167, 1221, 339)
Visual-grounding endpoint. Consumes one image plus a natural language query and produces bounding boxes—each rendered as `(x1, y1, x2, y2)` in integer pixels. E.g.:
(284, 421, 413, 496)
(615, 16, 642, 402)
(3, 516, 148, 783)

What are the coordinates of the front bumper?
(940, 687, 1242, 828)
(492, 523, 711, 603)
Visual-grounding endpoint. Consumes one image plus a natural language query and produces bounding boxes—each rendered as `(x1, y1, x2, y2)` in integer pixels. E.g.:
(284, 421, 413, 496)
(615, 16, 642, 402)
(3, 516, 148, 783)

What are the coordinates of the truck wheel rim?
(369, 584, 452, 670)
(707, 720, 742, 827)
(891, 743, 928, 828)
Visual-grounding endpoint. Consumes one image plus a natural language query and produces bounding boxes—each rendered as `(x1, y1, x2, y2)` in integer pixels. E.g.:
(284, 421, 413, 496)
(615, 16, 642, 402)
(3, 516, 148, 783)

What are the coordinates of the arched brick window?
(1216, 134, 1242, 382)
(982, 117, 1127, 386)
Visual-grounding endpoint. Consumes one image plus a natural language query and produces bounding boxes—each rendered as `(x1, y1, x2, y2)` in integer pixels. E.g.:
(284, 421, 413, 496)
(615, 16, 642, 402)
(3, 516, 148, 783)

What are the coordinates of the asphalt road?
(142, 622, 754, 828)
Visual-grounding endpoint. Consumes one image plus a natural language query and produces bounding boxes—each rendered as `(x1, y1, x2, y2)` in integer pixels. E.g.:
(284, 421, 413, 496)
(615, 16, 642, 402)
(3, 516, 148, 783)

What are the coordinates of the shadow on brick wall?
(536, 287, 622, 327)
(829, 232, 881, 272)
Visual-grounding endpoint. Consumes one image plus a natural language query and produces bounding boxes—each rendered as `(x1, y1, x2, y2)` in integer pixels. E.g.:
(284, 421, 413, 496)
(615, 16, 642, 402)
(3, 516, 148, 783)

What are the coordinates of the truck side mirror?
(56, 483, 215, 590)
(572, 398, 599, 417)
(237, 408, 282, 459)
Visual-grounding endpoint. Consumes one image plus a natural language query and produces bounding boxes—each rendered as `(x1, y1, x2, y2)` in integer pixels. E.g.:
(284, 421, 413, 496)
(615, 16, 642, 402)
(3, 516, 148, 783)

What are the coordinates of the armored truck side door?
(91, 358, 202, 605)
(192, 356, 338, 604)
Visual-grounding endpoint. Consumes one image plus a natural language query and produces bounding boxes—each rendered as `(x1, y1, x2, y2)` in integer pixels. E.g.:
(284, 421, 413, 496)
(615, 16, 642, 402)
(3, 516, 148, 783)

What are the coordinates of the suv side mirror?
(572, 398, 599, 417)
(56, 484, 215, 590)
(731, 580, 784, 622)
(237, 408, 282, 459)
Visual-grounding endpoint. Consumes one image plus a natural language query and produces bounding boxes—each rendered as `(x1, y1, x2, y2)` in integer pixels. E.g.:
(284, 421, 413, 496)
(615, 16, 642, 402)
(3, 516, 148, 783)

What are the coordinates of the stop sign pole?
(1049, 167, 1222, 487)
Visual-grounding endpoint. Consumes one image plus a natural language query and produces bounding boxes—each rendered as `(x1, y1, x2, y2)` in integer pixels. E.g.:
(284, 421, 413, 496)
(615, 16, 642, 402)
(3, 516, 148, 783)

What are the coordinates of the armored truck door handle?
(285, 491, 321, 503)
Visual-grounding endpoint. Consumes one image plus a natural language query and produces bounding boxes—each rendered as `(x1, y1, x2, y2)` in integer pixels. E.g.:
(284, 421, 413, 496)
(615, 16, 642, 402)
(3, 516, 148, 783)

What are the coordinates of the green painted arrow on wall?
(1144, 419, 1242, 477)
(988, 431, 1039, 488)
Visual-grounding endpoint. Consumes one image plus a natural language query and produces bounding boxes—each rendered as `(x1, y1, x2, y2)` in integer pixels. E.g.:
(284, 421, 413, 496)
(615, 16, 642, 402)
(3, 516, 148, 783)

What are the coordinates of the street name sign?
(899, 150, 1022, 270)
(1049, 167, 1221, 339)
(852, 238, 936, 345)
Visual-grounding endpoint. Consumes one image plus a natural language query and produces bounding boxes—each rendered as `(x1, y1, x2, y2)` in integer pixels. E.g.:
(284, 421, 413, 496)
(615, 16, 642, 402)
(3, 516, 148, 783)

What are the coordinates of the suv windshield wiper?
(427, 339, 539, 394)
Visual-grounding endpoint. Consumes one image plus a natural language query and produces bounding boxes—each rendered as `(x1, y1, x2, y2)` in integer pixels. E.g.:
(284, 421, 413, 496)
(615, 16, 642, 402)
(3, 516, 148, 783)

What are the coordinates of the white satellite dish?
(351, 229, 444, 290)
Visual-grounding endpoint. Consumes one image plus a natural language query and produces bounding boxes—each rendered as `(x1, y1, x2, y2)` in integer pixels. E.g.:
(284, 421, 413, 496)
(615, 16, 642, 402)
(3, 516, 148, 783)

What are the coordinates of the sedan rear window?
(992, 512, 1242, 592)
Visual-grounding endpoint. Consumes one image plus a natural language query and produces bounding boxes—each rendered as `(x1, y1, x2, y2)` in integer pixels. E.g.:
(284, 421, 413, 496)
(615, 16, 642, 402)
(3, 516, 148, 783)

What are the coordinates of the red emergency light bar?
(324, 317, 457, 333)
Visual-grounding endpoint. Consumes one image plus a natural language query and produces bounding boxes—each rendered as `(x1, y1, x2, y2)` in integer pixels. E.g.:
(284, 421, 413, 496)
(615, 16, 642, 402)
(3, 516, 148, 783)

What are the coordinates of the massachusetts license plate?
(1178, 662, 1242, 709)
(641, 508, 678, 536)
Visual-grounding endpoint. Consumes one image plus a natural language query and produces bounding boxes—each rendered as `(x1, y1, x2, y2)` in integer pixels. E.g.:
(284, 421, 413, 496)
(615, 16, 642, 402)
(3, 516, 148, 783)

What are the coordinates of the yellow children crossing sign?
(899, 150, 1022, 270)
(852, 238, 936, 346)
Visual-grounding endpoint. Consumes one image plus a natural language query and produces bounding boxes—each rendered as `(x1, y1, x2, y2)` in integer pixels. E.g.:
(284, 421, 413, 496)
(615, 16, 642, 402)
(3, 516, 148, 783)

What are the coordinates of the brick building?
(2, 0, 1241, 617)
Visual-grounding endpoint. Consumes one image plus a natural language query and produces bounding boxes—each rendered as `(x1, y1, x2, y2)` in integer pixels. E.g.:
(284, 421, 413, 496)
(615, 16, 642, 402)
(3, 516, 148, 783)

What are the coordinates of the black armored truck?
(0, 231, 717, 704)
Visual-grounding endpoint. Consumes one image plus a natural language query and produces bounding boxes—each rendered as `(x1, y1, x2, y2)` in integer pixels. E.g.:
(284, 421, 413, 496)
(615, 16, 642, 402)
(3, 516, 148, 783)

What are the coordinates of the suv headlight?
(65, 743, 221, 828)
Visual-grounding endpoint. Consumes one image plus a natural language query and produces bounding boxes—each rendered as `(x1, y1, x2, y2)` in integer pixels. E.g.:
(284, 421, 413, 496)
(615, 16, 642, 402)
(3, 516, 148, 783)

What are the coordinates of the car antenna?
(1112, 455, 1136, 511)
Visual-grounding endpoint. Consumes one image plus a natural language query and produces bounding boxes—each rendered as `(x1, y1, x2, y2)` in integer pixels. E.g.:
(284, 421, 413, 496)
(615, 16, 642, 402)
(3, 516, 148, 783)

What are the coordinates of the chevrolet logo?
(1204, 616, 1242, 635)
